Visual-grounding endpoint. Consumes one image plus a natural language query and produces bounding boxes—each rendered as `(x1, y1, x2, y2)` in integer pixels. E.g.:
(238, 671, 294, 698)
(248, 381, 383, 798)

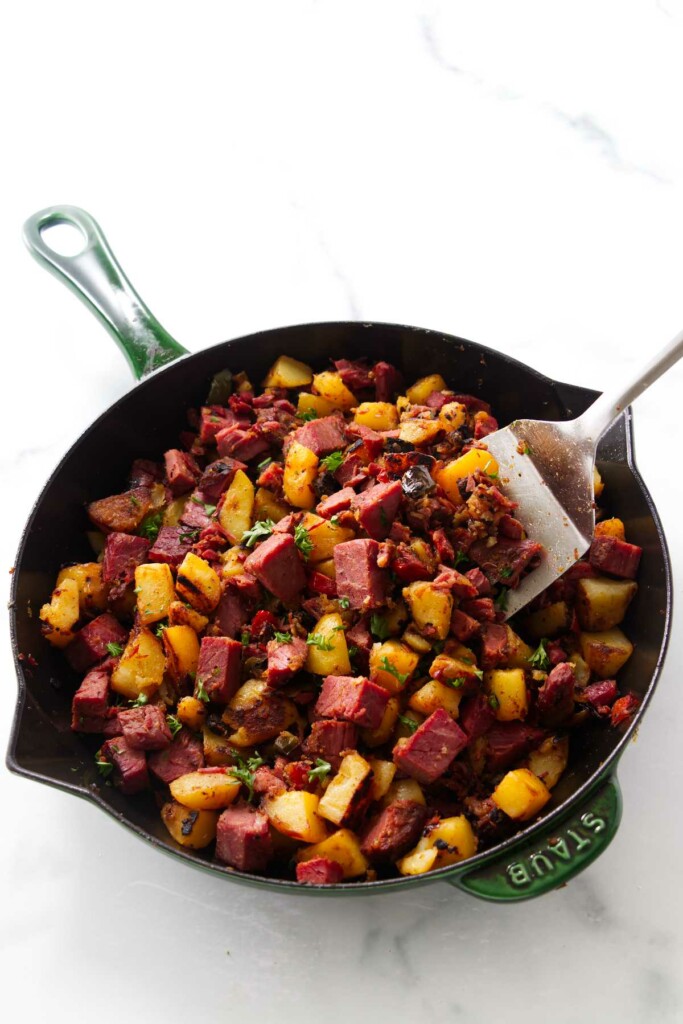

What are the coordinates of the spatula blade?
(483, 418, 596, 619)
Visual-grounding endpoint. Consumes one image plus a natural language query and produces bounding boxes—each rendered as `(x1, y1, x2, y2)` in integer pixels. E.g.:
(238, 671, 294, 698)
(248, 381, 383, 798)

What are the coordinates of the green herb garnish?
(191, 495, 217, 516)
(308, 758, 333, 783)
(274, 631, 293, 644)
(196, 679, 210, 703)
(140, 511, 164, 541)
(528, 638, 551, 672)
(320, 450, 344, 473)
(294, 523, 314, 560)
(179, 528, 200, 543)
(453, 549, 468, 569)
(257, 456, 273, 472)
(300, 409, 318, 422)
(488, 694, 500, 710)
(499, 566, 513, 579)
(129, 494, 141, 509)
(338, 596, 350, 609)
(228, 750, 265, 801)
(95, 757, 113, 779)
(330, 514, 341, 525)
(347, 645, 359, 658)
(380, 656, 409, 685)
(306, 633, 334, 651)
(448, 676, 466, 689)
(494, 588, 509, 611)
(370, 614, 391, 641)
(106, 642, 124, 657)
(154, 622, 167, 639)
(241, 519, 276, 548)
(398, 714, 419, 734)
(130, 692, 149, 707)
(166, 714, 182, 738)
(240, 630, 250, 646)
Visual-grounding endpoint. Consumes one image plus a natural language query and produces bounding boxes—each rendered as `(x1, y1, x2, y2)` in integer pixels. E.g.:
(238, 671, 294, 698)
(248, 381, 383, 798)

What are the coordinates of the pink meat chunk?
(119, 703, 173, 750)
(164, 448, 201, 496)
(214, 584, 251, 639)
(294, 415, 348, 456)
(199, 405, 244, 444)
(180, 491, 217, 530)
(465, 567, 492, 596)
(537, 662, 576, 726)
(148, 728, 204, 783)
(198, 457, 247, 502)
(216, 425, 270, 462)
(99, 737, 149, 795)
(302, 719, 359, 769)
(479, 622, 510, 669)
(392, 708, 468, 784)
(129, 458, 162, 488)
(450, 608, 481, 643)
(314, 675, 389, 730)
(196, 636, 243, 703)
(317, 487, 356, 520)
(148, 525, 195, 567)
(71, 665, 111, 731)
(484, 722, 545, 772)
(589, 535, 642, 579)
(459, 597, 496, 622)
(334, 358, 373, 391)
(459, 693, 496, 741)
(374, 361, 403, 402)
(66, 613, 128, 674)
(473, 413, 499, 439)
(581, 679, 619, 713)
(335, 454, 367, 488)
(432, 566, 478, 598)
(252, 766, 287, 799)
(102, 532, 151, 600)
(361, 800, 429, 863)
(333, 539, 390, 610)
(244, 533, 306, 604)
(352, 480, 402, 540)
(468, 537, 543, 587)
(296, 857, 345, 885)
(215, 804, 272, 872)
(266, 636, 308, 687)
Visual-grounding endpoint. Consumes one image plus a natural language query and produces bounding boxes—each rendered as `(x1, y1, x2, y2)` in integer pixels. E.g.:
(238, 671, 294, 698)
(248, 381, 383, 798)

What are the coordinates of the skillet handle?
(23, 206, 188, 379)
(449, 775, 622, 902)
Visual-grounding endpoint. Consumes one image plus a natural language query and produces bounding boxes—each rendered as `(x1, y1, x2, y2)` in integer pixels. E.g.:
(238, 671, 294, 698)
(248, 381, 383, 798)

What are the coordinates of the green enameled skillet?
(6, 207, 673, 901)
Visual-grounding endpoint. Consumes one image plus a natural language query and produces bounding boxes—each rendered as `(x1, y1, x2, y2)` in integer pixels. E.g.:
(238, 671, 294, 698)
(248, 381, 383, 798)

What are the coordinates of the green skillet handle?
(450, 775, 622, 902)
(22, 206, 188, 380)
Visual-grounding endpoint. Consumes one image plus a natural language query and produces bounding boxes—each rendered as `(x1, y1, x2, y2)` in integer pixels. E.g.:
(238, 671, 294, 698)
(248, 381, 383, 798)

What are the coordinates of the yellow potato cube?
(56, 562, 107, 615)
(438, 401, 467, 432)
(162, 624, 200, 680)
(403, 581, 453, 640)
(593, 466, 604, 497)
(264, 790, 329, 843)
(576, 577, 638, 631)
(263, 354, 313, 389)
(315, 557, 337, 579)
(354, 401, 399, 431)
(219, 469, 255, 545)
(135, 562, 175, 625)
(111, 627, 166, 700)
(361, 696, 400, 748)
(163, 496, 187, 527)
(177, 695, 206, 731)
(253, 486, 290, 524)
(384, 778, 426, 807)
(39, 577, 80, 648)
(299, 512, 355, 563)
(398, 815, 477, 874)
(503, 626, 534, 669)
(318, 753, 372, 826)
(524, 600, 572, 640)
(305, 612, 351, 675)
(406, 374, 447, 404)
(295, 829, 369, 879)
(312, 370, 357, 411)
(485, 668, 528, 721)
(167, 600, 209, 632)
(368, 758, 397, 801)
(224, 678, 298, 747)
(594, 517, 625, 540)
(170, 770, 241, 810)
(437, 448, 499, 503)
(176, 552, 222, 613)
(397, 848, 438, 875)
(161, 801, 218, 849)
(202, 725, 234, 766)
(578, 628, 634, 678)
(283, 440, 319, 509)
(297, 392, 337, 419)
(525, 736, 569, 790)
(369, 639, 420, 694)
(492, 768, 551, 821)
(398, 417, 442, 446)
(409, 679, 463, 719)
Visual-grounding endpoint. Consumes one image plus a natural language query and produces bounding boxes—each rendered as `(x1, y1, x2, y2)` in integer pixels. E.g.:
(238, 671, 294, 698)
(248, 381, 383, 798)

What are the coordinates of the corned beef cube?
(252, 765, 287, 799)
(294, 415, 348, 456)
(71, 665, 111, 732)
(214, 583, 251, 639)
(98, 737, 149, 795)
(479, 623, 510, 668)
(432, 566, 478, 598)
(460, 597, 496, 622)
(537, 662, 576, 726)
(581, 679, 618, 713)
(589, 535, 642, 580)
(317, 487, 356, 520)
(473, 413, 499, 439)
(119, 703, 173, 750)
(102, 532, 151, 599)
(266, 636, 308, 687)
(345, 617, 373, 654)
(296, 858, 345, 885)
(450, 607, 481, 642)
(431, 528, 454, 564)
(198, 458, 247, 501)
(390, 543, 432, 582)
(465, 567, 492, 596)
(315, 675, 389, 730)
(148, 525, 194, 567)
(302, 719, 359, 769)
(180, 491, 216, 531)
(392, 708, 468, 784)
(498, 514, 525, 540)
(257, 460, 284, 492)
(148, 728, 204, 783)
(484, 722, 545, 772)
(333, 358, 374, 391)
(164, 448, 200, 495)
(215, 804, 272, 872)
(196, 636, 242, 703)
(459, 693, 495, 740)
(244, 533, 306, 604)
(333, 539, 390, 610)
(468, 537, 543, 587)
(216, 425, 269, 462)
(66, 613, 128, 674)
(352, 480, 402, 540)
(307, 570, 338, 596)
(374, 361, 403, 402)
(129, 458, 162, 488)
(335, 454, 367, 488)
(360, 800, 429, 862)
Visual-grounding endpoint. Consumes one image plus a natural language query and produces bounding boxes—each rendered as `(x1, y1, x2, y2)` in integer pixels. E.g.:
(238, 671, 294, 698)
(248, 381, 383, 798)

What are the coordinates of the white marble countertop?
(2, 2, 683, 1020)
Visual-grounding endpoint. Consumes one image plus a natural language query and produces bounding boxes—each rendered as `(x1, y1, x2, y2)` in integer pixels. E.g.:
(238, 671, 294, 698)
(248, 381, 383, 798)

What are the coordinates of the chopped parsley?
(528, 638, 551, 672)
(320, 450, 344, 473)
(228, 750, 265, 801)
(154, 622, 167, 639)
(494, 588, 509, 611)
(274, 631, 293, 644)
(240, 630, 250, 646)
(338, 596, 350, 609)
(106, 642, 124, 657)
(347, 645, 359, 658)
(453, 549, 468, 569)
(257, 456, 273, 472)
(190, 495, 217, 516)
(241, 519, 276, 548)
(140, 511, 164, 541)
(308, 758, 332, 783)
(370, 614, 391, 641)
(306, 633, 334, 651)
(300, 409, 318, 422)
(472, 666, 484, 681)
(129, 494, 141, 509)
(294, 523, 314, 560)
(130, 692, 149, 707)
(398, 714, 419, 734)
(380, 656, 409, 685)
(499, 566, 513, 579)
(330, 514, 341, 525)
(179, 528, 200, 543)
(166, 714, 182, 738)
(447, 676, 466, 689)
(195, 678, 210, 703)
(488, 694, 500, 710)
(95, 757, 113, 779)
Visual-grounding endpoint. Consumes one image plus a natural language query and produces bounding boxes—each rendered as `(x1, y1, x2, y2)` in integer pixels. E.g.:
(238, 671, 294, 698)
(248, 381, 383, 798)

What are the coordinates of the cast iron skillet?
(7, 207, 673, 901)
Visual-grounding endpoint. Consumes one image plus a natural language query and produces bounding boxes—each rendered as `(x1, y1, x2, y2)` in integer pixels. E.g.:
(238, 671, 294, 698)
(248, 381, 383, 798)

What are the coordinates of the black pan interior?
(8, 321, 671, 888)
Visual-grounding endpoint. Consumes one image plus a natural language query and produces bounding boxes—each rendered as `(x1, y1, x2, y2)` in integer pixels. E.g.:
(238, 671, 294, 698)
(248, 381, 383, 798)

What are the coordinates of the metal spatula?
(484, 327, 683, 619)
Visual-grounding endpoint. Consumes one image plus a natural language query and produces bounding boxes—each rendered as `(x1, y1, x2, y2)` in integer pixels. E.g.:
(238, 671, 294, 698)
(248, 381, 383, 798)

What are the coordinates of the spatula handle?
(577, 325, 683, 445)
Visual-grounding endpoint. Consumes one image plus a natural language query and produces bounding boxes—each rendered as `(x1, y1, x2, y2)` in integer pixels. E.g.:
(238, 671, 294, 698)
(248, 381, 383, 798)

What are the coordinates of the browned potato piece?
(87, 488, 151, 533)
(403, 581, 452, 640)
(253, 487, 290, 524)
(525, 736, 569, 790)
(263, 355, 313, 389)
(162, 625, 200, 681)
(318, 753, 372, 826)
(39, 577, 80, 648)
(223, 679, 298, 747)
(177, 696, 206, 731)
(524, 601, 572, 640)
(579, 628, 634, 678)
(111, 627, 166, 700)
(176, 552, 222, 613)
(576, 577, 637, 631)
(161, 801, 218, 849)
(218, 469, 255, 545)
(167, 600, 209, 632)
(56, 562, 108, 615)
(361, 696, 400, 747)
(170, 770, 241, 810)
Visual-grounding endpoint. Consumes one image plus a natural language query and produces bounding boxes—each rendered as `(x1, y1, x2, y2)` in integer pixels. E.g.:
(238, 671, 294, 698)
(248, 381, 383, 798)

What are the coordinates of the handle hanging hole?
(39, 221, 87, 257)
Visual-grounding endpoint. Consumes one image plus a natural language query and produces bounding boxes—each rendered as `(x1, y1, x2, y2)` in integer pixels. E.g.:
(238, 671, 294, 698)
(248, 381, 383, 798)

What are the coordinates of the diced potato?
(579, 628, 634, 678)
(403, 581, 453, 640)
(485, 668, 528, 722)
(429, 649, 481, 686)
(135, 562, 175, 625)
(177, 695, 206, 731)
(436, 448, 499, 503)
(253, 486, 289, 524)
(283, 440, 319, 509)
(219, 469, 255, 545)
(162, 624, 200, 681)
(295, 829, 369, 879)
(264, 791, 329, 843)
(438, 402, 467, 432)
(315, 558, 336, 579)
(503, 626, 534, 669)
(219, 547, 246, 580)
(223, 678, 298, 747)
(402, 625, 433, 654)
(576, 577, 638, 631)
(525, 736, 569, 790)
(161, 800, 218, 849)
(312, 370, 357, 411)
(384, 778, 426, 807)
(368, 758, 397, 801)
(318, 753, 372, 826)
(569, 653, 591, 689)
(56, 562, 108, 615)
(263, 354, 313, 389)
(409, 537, 437, 571)
(593, 466, 604, 497)
(361, 696, 400, 748)
(111, 627, 166, 700)
(299, 513, 355, 563)
(409, 679, 463, 719)
(524, 600, 572, 640)
(397, 815, 477, 875)
(167, 600, 209, 632)
(594, 517, 625, 540)
(297, 392, 337, 418)
(163, 496, 187, 527)
(202, 725, 234, 766)
(354, 401, 399, 431)
(305, 612, 351, 675)
(398, 417, 442, 446)
(383, 599, 409, 636)
(406, 374, 447, 404)
(39, 577, 80, 647)
(170, 769, 241, 810)
(176, 552, 222, 613)
(492, 768, 551, 821)
(369, 639, 420, 694)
